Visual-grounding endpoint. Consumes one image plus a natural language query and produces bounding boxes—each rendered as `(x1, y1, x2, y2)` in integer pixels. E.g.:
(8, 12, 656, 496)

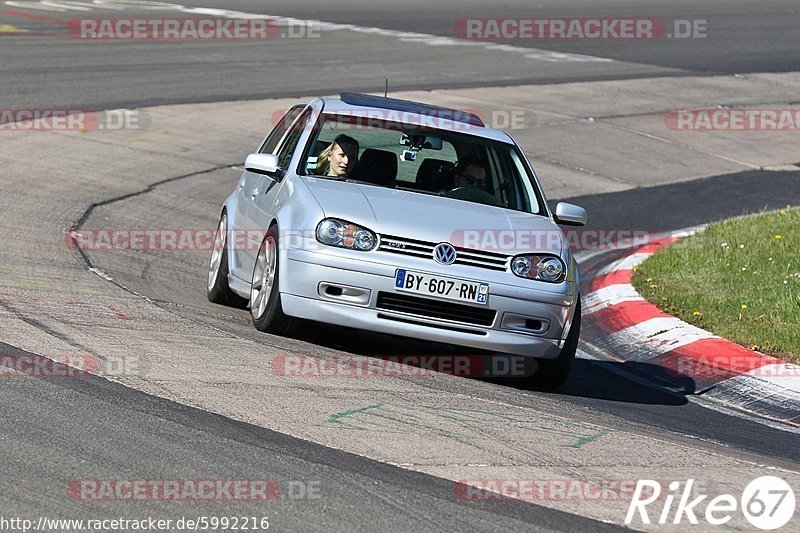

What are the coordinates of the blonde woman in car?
(315, 134, 359, 177)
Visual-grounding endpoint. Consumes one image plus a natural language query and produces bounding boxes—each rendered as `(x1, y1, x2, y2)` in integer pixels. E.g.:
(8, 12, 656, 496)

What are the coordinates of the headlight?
(510, 254, 565, 283)
(315, 218, 378, 251)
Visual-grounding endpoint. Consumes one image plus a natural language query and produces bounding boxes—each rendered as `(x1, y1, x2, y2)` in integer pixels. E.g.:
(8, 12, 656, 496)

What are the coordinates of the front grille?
(378, 234, 509, 271)
(376, 292, 497, 327)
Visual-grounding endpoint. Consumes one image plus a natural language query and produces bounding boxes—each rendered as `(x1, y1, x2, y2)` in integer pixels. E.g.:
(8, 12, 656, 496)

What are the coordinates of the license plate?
(394, 269, 489, 305)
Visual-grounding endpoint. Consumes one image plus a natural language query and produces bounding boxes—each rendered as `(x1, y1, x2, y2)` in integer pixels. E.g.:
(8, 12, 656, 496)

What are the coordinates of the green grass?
(632, 206, 800, 364)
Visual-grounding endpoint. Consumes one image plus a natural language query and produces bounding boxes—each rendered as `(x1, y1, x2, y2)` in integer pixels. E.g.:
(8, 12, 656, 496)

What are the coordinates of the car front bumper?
(280, 243, 577, 359)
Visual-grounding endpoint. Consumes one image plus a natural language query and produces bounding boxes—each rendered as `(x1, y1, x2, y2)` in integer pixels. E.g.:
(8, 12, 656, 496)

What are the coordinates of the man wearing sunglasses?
(453, 156, 487, 189)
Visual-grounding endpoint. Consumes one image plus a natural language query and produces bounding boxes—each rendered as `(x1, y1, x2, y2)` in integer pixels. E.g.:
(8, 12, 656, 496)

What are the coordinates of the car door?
(228, 105, 304, 283)
(249, 108, 313, 232)
(238, 107, 312, 279)
(228, 105, 305, 282)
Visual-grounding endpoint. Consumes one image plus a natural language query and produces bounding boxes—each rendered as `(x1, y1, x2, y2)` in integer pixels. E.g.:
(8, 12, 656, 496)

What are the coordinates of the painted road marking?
(5, 0, 617, 63)
(4, 1, 616, 63)
(318, 403, 611, 449)
(184, 7, 614, 63)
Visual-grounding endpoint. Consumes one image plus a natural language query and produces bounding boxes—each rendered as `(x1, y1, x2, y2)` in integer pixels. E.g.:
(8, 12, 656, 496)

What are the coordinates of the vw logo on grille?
(433, 243, 457, 265)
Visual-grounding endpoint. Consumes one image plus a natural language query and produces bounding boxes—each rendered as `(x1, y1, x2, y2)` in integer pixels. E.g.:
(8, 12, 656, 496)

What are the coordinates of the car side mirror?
(245, 153, 283, 178)
(554, 202, 587, 226)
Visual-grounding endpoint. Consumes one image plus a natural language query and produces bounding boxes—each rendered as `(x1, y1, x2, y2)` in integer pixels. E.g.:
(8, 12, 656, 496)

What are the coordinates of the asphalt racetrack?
(1, 1, 799, 531)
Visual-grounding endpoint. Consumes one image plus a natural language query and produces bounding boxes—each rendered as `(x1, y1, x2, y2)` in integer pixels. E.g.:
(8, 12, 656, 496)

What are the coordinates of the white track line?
(183, 6, 615, 64)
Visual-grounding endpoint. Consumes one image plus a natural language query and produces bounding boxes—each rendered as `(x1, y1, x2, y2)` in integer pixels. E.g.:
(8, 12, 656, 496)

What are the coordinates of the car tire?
(250, 224, 299, 335)
(207, 212, 247, 307)
(529, 299, 581, 390)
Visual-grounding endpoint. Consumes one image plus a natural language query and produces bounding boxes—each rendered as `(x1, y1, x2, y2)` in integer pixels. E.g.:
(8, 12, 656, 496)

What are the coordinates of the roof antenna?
(384, 78, 389, 98)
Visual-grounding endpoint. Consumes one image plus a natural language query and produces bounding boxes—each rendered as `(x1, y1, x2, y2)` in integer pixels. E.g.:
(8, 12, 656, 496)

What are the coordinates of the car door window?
(275, 109, 312, 170)
(259, 105, 304, 154)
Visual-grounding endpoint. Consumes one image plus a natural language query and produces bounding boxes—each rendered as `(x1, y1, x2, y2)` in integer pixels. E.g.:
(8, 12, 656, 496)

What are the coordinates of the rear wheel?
(250, 225, 299, 335)
(207, 212, 246, 307)
(529, 299, 581, 390)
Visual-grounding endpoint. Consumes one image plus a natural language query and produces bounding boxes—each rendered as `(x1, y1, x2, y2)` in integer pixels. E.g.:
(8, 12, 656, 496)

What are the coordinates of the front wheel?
(529, 299, 581, 390)
(250, 225, 299, 335)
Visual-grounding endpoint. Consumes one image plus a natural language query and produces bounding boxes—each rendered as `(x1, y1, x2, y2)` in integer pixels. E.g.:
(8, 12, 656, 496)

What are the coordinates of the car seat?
(350, 149, 398, 187)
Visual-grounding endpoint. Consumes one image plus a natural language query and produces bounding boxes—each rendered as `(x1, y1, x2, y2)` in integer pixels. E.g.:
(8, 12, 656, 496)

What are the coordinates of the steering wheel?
(445, 186, 504, 207)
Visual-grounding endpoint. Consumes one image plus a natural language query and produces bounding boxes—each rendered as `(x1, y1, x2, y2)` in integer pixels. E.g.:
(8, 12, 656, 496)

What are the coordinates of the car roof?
(311, 93, 515, 144)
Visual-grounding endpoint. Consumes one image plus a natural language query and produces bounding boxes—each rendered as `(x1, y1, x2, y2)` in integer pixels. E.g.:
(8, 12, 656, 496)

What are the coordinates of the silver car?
(207, 93, 587, 388)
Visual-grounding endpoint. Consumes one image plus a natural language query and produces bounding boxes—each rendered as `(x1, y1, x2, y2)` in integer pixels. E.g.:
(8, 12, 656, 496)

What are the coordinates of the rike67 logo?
(626, 476, 795, 530)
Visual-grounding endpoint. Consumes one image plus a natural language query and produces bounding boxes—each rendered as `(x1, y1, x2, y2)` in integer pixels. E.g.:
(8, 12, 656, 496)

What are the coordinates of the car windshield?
(300, 112, 545, 215)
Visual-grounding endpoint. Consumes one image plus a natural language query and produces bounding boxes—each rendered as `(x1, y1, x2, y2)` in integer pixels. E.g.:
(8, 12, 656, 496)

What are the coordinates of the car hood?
(299, 176, 563, 255)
